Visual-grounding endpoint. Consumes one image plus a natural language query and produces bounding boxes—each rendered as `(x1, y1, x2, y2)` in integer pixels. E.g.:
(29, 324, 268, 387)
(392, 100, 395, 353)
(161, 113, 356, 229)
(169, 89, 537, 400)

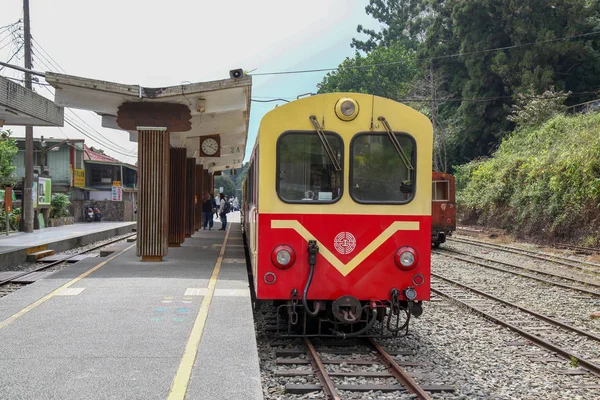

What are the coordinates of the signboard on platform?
(112, 181, 122, 201)
(3, 187, 13, 212)
(32, 181, 38, 209)
(38, 177, 52, 205)
(74, 169, 85, 188)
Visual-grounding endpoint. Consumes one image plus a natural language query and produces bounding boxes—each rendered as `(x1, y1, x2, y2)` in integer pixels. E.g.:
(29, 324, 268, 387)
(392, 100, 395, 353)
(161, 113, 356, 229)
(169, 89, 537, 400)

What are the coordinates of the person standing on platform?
(218, 193, 228, 231)
(202, 192, 214, 230)
(214, 193, 219, 220)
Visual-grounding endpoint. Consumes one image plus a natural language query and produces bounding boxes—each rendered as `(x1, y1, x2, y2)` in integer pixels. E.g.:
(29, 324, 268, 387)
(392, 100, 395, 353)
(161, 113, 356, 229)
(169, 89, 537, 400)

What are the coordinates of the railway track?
(272, 336, 454, 399)
(0, 232, 137, 296)
(434, 247, 600, 297)
(450, 236, 600, 275)
(432, 273, 600, 378)
(556, 243, 600, 255)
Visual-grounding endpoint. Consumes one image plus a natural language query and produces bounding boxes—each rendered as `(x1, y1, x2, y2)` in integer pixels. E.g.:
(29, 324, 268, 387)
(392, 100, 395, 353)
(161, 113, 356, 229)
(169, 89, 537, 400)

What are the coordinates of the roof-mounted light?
(334, 97, 359, 121)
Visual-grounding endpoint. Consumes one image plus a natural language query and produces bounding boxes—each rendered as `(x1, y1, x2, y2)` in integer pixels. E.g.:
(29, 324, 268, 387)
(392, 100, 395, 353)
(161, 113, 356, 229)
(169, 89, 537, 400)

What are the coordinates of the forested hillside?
(318, 0, 600, 172)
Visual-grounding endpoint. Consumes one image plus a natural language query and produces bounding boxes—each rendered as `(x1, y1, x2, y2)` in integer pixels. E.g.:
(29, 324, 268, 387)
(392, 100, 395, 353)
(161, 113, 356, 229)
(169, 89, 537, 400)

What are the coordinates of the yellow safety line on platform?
(0, 243, 136, 330)
(168, 227, 231, 400)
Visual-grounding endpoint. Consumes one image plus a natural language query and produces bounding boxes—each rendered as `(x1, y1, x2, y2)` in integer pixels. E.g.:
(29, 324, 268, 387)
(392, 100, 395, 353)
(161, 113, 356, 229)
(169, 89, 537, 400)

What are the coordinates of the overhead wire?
(0, 43, 24, 72)
(249, 30, 600, 77)
(31, 37, 137, 157)
(30, 42, 137, 158)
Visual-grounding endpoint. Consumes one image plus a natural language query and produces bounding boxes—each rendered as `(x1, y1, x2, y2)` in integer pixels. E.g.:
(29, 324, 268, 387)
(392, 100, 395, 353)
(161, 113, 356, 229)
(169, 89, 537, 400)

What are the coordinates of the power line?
(38, 85, 138, 158)
(250, 90, 598, 104)
(249, 30, 600, 77)
(31, 37, 65, 73)
(0, 20, 20, 32)
(0, 43, 24, 72)
(32, 53, 138, 156)
(31, 37, 110, 126)
(251, 98, 290, 103)
(1, 75, 51, 85)
(64, 116, 138, 158)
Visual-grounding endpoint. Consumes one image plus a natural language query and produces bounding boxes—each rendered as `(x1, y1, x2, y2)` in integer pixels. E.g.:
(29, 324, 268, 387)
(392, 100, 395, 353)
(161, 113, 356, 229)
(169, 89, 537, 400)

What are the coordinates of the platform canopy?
(45, 72, 251, 172)
(0, 76, 64, 127)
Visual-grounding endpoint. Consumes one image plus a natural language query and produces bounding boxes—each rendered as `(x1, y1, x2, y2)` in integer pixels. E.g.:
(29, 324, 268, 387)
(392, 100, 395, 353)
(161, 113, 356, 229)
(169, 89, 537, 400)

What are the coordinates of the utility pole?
(23, 0, 34, 232)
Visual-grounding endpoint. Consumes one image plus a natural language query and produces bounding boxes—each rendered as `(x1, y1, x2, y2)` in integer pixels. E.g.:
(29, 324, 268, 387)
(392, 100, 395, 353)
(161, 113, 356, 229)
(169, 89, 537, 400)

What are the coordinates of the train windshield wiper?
(378, 116, 414, 172)
(309, 115, 342, 171)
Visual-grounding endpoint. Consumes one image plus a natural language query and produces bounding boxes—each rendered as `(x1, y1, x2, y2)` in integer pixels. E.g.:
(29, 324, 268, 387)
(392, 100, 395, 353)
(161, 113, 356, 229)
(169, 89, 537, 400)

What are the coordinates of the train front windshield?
(277, 131, 343, 203)
(351, 132, 416, 203)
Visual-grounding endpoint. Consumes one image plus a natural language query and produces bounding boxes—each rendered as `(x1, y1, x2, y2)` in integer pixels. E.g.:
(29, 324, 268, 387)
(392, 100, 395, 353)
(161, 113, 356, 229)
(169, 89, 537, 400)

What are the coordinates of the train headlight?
(404, 287, 417, 301)
(334, 97, 359, 121)
(271, 245, 296, 269)
(394, 247, 418, 270)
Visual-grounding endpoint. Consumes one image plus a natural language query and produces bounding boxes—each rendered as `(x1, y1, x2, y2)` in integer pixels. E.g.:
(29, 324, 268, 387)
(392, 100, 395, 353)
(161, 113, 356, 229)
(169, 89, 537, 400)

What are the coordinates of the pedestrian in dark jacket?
(202, 192, 214, 230)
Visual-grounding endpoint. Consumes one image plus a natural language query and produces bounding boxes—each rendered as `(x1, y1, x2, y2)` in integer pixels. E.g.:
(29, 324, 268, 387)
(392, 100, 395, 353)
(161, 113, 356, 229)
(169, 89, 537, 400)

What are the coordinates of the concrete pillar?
(137, 128, 170, 261)
(195, 164, 203, 231)
(185, 158, 196, 237)
(169, 148, 187, 246)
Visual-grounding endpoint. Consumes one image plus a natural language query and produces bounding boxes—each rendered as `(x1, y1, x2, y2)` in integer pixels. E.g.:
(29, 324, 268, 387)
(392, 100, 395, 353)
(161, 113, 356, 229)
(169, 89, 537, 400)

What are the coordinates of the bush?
(456, 112, 600, 244)
(50, 193, 71, 218)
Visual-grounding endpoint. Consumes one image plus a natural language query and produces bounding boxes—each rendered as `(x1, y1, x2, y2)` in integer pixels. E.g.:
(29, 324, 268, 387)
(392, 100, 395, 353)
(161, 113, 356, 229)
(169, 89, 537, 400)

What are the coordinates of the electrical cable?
(63, 116, 138, 158)
(33, 56, 138, 157)
(0, 43, 23, 72)
(249, 30, 600, 77)
(38, 83, 137, 156)
(251, 98, 290, 103)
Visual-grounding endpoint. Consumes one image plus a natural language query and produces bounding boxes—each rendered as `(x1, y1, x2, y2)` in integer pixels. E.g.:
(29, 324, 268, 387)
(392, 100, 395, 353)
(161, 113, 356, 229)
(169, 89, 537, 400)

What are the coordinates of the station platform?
(0, 216, 263, 400)
(0, 221, 136, 267)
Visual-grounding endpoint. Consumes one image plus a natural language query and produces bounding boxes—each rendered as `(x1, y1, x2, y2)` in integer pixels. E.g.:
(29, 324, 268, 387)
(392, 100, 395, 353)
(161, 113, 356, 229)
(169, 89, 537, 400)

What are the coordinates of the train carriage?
(243, 93, 433, 337)
(431, 172, 456, 248)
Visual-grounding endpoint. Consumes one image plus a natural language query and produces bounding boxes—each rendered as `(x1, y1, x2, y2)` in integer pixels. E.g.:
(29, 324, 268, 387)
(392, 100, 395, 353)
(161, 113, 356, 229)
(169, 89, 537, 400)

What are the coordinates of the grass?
(456, 112, 600, 245)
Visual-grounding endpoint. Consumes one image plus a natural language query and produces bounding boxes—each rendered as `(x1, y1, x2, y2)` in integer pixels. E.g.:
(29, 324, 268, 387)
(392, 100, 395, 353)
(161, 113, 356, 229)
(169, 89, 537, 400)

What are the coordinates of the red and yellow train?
(242, 93, 433, 337)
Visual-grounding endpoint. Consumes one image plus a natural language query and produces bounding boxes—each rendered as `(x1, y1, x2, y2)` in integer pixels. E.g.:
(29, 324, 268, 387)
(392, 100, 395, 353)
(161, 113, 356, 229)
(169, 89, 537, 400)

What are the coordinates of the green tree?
(352, 0, 432, 52)
(317, 41, 418, 101)
(0, 129, 18, 187)
(422, 0, 600, 163)
(507, 87, 571, 127)
(214, 174, 236, 197)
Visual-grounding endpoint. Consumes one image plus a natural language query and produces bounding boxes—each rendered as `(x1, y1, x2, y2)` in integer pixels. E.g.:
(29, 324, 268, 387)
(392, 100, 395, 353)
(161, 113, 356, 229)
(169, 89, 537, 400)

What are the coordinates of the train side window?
(432, 181, 449, 201)
(277, 131, 343, 203)
(350, 132, 416, 203)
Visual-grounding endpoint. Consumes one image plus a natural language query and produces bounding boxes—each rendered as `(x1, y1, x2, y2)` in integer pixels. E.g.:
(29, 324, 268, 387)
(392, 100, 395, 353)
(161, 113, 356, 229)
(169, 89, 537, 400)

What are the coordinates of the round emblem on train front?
(334, 232, 357, 255)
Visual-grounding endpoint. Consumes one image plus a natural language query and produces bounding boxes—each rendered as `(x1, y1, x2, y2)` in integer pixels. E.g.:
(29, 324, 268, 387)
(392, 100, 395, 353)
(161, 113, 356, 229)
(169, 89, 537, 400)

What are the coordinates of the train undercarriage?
(271, 294, 423, 338)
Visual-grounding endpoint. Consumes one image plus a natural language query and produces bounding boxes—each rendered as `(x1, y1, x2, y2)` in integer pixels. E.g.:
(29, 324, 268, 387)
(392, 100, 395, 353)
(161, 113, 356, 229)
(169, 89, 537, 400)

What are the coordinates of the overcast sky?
(0, 0, 379, 164)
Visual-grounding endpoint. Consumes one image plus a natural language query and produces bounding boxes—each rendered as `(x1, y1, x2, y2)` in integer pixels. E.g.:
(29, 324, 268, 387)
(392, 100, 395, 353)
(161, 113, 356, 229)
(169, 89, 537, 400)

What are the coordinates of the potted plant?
(49, 193, 74, 226)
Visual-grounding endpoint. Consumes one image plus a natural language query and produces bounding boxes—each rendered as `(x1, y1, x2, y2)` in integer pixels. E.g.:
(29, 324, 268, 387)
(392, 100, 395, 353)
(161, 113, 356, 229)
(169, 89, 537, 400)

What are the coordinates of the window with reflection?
(432, 181, 449, 201)
(277, 132, 343, 203)
(350, 132, 416, 203)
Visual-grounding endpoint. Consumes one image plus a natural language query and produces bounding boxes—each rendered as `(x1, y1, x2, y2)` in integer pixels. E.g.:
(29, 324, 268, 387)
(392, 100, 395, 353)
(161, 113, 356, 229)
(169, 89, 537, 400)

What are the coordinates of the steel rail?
(432, 286, 600, 377)
(304, 338, 341, 400)
(0, 232, 137, 286)
(557, 243, 600, 254)
(367, 338, 433, 400)
(435, 249, 600, 297)
(441, 247, 600, 288)
(433, 273, 600, 342)
(450, 237, 600, 273)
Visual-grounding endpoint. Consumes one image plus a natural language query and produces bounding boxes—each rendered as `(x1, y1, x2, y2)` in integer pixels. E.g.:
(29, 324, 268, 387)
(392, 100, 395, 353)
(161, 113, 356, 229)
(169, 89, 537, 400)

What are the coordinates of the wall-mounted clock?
(200, 135, 220, 157)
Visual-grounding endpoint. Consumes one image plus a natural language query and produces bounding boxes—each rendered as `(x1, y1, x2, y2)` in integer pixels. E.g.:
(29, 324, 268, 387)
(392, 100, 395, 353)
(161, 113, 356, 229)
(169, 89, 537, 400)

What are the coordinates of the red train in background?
(431, 172, 456, 248)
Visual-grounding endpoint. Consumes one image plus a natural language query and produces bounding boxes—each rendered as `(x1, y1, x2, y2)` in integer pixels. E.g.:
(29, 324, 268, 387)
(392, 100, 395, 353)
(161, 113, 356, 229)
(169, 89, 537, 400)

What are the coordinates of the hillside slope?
(455, 113, 600, 245)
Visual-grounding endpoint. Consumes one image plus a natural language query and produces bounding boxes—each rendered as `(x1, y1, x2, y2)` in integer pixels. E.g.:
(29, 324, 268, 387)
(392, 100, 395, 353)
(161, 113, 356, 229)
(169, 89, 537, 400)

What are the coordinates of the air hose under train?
(303, 240, 321, 317)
